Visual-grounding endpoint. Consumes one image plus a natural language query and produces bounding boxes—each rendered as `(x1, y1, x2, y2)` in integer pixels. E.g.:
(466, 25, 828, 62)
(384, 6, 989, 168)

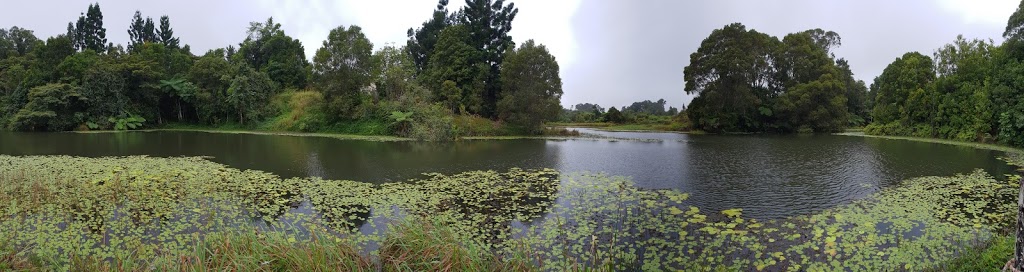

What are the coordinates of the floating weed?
(0, 155, 1018, 271)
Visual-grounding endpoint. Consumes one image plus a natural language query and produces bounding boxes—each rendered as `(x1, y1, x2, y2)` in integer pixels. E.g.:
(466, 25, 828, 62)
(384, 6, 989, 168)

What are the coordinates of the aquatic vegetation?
(0, 155, 1018, 270)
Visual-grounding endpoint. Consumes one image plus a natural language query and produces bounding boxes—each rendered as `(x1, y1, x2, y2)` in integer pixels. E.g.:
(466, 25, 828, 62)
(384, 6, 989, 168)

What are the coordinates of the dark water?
(0, 129, 1014, 218)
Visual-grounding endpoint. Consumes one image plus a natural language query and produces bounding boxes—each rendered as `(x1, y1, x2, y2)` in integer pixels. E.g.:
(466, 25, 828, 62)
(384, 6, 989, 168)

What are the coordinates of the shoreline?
(835, 132, 1024, 154)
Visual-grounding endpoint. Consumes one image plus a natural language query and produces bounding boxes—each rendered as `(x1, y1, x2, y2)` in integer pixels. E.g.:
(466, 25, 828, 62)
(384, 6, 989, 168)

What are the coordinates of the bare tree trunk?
(1017, 175, 1024, 272)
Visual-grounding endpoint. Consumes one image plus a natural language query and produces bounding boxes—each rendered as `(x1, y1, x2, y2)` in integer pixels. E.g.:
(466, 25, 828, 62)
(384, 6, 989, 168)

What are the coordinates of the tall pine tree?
(67, 3, 106, 52)
(460, 0, 518, 118)
(157, 16, 179, 49)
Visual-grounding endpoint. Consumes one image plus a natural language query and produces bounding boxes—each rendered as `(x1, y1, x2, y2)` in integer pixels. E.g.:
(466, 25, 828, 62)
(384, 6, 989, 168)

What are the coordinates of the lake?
(0, 129, 1013, 219)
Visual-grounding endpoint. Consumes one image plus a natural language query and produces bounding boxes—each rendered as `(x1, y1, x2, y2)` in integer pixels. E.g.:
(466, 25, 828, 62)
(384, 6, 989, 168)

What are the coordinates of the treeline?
(682, 5, 1024, 148)
(863, 3, 1024, 147)
(560, 99, 682, 124)
(0, 0, 564, 140)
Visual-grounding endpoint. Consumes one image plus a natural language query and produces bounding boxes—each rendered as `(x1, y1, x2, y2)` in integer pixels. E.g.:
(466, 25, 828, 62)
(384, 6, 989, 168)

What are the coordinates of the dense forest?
(0, 0, 564, 140)
(679, 3, 1024, 147)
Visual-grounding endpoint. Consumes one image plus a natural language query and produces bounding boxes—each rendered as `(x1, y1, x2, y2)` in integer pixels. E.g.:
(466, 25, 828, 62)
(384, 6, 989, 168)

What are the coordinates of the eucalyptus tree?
(497, 40, 562, 133)
(683, 23, 782, 132)
(312, 25, 374, 120)
(236, 17, 310, 89)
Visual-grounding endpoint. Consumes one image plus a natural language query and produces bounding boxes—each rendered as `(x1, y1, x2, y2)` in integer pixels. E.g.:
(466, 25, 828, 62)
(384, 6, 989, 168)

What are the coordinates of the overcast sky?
(0, 0, 1018, 109)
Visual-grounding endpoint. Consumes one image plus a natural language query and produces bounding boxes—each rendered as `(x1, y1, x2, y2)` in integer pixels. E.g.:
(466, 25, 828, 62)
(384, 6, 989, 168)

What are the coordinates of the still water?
(0, 129, 1013, 218)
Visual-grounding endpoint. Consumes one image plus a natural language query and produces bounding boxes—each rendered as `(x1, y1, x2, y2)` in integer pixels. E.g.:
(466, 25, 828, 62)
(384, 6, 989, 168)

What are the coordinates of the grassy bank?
(77, 126, 413, 142)
(1, 155, 1020, 270)
(77, 122, 599, 142)
(836, 132, 1024, 154)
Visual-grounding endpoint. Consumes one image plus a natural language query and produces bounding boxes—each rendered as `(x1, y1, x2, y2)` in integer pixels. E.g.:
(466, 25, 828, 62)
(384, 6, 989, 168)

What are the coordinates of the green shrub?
(455, 114, 507, 136)
(265, 90, 328, 132)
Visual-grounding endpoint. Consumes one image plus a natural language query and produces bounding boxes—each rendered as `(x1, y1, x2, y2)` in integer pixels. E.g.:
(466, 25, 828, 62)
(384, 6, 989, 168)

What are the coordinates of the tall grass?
(0, 218, 540, 271)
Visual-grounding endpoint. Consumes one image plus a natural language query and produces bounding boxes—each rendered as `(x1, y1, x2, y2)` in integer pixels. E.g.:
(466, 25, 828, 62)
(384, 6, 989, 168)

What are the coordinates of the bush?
(265, 90, 328, 132)
(408, 103, 458, 141)
(454, 114, 507, 136)
(10, 83, 85, 131)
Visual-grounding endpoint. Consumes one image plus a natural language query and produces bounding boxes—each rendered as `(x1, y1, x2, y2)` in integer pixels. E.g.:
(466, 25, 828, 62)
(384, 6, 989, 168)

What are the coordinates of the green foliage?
(622, 99, 671, 116)
(863, 33, 1024, 147)
(460, 0, 519, 117)
(684, 23, 782, 133)
(775, 72, 849, 132)
(422, 25, 487, 115)
(227, 64, 277, 125)
(406, 0, 456, 73)
(107, 114, 146, 130)
(10, 83, 84, 131)
(236, 17, 310, 89)
(266, 90, 327, 132)
(0, 26, 41, 60)
(188, 49, 234, 125)
(683, 24, 866, 133)
(0, 3, 563, 140)
(67, 3, 107, 52)
(497, 40, 562, 134)
(389, 110, 414, 135)
(0, 155, 1014, 270)
(454, 114, 506, 137)
(312, 25, 374, 120)
(869, 52, 936, 127)
(408, 103, 459, 140)
(604, 107, 625, 123)
(928, 235, 1013, 272)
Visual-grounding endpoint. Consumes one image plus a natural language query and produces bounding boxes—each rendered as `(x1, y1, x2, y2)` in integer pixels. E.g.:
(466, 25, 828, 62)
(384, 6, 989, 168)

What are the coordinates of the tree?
(10, 83, 85, 131)
(227, 64, 276, 125)
(623, 99, 669, 115)
(236, 17, 309, 89)
(497, 40, 562, 133)
(931, 36, 995, 141)
(407, 0, 456, 73)
(604, 107, 624, 123)
(373, 45, 421, 102)
(159, 78, 195, 122)
(422, 25, 487, 114)
(460, 0, 519, 117)
(188, 49, 234, 124)
(312, 25, 374, 120)
(0, 27, 41, 59)
(127, 11, 155, 51)
(684, 23, 782, 132)
(773, 31, 849, 132)
(774, 72, 848, 132)
(869, 52, 935, 126)
(157, 16, 180, 49)
(837, 59, 869, 125)
(572, 103, 604, 113)
(67, 3, 107, 52)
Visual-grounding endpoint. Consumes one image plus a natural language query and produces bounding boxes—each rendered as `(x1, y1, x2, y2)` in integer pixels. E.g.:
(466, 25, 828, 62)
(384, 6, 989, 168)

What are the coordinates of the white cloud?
(939, 0, 1017, 26)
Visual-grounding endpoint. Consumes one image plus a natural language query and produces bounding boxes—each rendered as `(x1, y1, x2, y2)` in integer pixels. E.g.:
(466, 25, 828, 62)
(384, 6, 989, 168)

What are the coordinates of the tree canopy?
(683, 23, 858, 133)
(497, 40, 562, 133)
